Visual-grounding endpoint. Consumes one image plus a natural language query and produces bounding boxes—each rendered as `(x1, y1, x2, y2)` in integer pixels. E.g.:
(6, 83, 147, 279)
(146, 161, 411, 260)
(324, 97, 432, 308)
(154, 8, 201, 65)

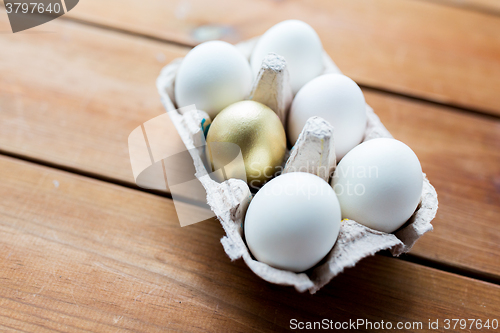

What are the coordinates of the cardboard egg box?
(156, 37, 438, 294)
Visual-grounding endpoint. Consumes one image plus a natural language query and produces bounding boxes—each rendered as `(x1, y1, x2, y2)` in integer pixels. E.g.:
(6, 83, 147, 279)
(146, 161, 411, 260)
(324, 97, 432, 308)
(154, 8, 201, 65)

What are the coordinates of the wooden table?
(1, 0, 499, 331)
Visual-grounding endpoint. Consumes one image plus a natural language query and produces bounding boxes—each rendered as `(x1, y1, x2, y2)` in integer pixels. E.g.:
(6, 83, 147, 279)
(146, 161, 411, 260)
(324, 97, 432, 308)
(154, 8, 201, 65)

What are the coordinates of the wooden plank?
(423, 0, 500, 15)
(1, 154, 500, 332)
(0, 10, 499, 283)
(64, 0, 500, 116)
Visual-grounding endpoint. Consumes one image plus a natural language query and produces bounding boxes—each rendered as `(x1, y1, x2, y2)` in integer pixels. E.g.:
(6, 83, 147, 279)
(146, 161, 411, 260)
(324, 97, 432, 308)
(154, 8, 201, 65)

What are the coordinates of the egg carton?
(156, 37, 438, 294)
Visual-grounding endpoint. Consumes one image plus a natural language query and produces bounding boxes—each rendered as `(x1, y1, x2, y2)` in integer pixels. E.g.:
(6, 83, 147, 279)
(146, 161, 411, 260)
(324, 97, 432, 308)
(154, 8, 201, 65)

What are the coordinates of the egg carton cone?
(156, 37, 438, 294)
(247, 52, 293, 126)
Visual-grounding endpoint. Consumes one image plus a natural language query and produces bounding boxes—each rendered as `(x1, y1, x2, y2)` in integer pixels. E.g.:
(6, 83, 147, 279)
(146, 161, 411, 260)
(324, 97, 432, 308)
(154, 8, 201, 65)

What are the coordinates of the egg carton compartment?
(156, 37, 438, 294)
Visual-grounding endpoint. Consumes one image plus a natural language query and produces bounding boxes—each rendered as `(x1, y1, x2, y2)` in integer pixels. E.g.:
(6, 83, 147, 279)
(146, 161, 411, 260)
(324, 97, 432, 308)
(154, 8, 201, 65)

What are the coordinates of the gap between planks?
(416, 0, 500, 17)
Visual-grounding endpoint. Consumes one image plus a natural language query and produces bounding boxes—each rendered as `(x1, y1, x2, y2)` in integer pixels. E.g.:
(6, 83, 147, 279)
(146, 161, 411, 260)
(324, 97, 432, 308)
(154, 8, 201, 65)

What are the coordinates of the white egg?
(250, 20, 324, 94)
(245, 172, 341, 272)
(175, 41, 252, 119)
(287, 73, 367, 159)
(331, 138, 423, 233)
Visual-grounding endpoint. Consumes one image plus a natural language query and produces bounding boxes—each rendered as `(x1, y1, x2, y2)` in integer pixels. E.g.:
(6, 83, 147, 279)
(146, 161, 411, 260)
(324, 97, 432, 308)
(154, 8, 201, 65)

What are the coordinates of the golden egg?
(206, 101, 287, 188)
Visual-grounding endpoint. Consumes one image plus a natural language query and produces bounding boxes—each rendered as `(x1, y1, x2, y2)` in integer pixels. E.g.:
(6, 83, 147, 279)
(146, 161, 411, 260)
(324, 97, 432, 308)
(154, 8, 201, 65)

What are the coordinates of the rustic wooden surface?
(0, 1, 499, 332)
(1, 155, 499, 332)
(424, 0, 500, 14)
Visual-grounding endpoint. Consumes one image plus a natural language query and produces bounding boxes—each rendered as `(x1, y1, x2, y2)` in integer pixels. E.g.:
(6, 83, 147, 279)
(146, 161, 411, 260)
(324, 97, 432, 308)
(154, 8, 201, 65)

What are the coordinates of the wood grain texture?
(0, 12, 499, 281)
(1, 155, 499, 332)
(364, 91, 500, 281)
(64, 0, 500, 116)
(422, 0, 500, 15)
